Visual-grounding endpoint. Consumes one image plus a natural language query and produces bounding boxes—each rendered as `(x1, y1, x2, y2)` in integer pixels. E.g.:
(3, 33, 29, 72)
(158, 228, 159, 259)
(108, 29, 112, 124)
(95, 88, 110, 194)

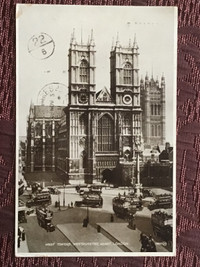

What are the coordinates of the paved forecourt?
(57, 223, 123, 252)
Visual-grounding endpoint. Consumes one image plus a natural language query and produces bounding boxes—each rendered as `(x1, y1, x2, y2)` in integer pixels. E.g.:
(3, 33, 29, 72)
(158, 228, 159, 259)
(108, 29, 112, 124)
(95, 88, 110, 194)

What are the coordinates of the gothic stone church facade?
(26, 32, 166, 184)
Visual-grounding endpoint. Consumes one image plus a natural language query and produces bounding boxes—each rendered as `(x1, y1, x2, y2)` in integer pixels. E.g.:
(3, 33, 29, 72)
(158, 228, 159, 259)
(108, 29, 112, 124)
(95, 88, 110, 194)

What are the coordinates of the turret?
(156, 76, 159, 87)
(70, 28, 76, 47)
(115, 32, 120, 48)
(145, 73, 149, 86)
(133, 34, 139, 51)
(89, 29, 95, 47)
(29, 101, 34, 120)
(161, 73, 165, 88)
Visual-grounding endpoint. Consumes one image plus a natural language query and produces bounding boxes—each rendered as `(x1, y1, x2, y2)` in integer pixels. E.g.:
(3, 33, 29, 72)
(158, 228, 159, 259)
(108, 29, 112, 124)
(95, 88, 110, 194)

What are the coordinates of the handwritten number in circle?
(38, 34, 45, 44)
(32, 35, 46, 47)
(32, 37, 38, 46)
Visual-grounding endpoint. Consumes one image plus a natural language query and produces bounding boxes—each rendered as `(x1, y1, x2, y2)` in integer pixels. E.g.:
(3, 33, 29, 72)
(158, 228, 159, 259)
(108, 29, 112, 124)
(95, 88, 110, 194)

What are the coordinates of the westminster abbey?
(26, 31, 166, 184)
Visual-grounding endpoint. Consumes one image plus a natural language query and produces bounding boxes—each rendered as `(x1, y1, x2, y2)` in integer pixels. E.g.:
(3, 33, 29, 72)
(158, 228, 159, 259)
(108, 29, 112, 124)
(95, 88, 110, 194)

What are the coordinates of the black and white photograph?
(16, 4, 177, 256)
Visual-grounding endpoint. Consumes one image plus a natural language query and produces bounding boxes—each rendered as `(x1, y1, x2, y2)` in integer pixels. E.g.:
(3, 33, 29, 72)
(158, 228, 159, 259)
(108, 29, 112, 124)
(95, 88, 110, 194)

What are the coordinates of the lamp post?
(63, 184, 66, 207)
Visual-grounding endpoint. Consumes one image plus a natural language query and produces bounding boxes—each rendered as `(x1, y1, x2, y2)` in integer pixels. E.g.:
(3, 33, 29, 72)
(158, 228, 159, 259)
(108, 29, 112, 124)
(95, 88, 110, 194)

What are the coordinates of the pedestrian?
(71, 201, 73, 207)
(18, 237, 21, 248)
(146, 235, 157, 252)
(18, 227, 21, 238)
(140, 233, 148, 252)
(83, 218, 88, 227)
(22, 229, 25, 241)
(110, 214, 114, 222)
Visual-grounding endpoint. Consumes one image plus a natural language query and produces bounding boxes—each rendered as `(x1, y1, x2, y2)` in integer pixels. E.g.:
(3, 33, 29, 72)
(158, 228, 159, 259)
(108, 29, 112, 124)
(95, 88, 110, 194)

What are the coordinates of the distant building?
(141, 74, 165, 147)
(159, 142, 173, 163)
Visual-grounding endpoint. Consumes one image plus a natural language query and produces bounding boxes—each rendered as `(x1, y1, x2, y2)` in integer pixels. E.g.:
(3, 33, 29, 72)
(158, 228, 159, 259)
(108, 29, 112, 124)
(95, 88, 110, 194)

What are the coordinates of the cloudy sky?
(16, 4, 177, 144)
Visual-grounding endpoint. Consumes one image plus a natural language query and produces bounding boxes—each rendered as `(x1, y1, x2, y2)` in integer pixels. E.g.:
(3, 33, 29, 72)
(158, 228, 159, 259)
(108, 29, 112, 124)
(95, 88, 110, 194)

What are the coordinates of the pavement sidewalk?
(17, 234, 29, 253)
(57, 223, 122, 252)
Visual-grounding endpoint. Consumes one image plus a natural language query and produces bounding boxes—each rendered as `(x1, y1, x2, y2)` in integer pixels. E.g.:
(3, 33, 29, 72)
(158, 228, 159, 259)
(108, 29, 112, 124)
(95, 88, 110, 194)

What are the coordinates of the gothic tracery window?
(123, 63, 132, 85)
(80, 60, 88, 83)
(80, 114, 87, 135)
(98, 114, 114, 152)
(45, 123, 52, 138)
(123, 114, 131, 135)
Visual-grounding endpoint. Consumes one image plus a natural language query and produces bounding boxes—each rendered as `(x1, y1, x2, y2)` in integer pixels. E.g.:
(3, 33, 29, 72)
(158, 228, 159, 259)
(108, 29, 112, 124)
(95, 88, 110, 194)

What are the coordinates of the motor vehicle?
(89, 185, 102, 195)
(151, 209, 173, 246)
(113, 191, 142, 218)
(142, 188, 154, 198)
(18, 200, 27, 223)
(26, 191, 51, 208)
(75, 193, 103, 208)
(148, 194, 172, 210)
(36, 206, 55, 231)
(26, 208, 35, 215)
(47, 187, 60, 195)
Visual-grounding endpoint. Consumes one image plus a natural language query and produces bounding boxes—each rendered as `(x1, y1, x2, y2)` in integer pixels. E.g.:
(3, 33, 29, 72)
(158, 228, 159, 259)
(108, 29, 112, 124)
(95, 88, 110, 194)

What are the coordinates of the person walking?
(22, 229, 25, 241)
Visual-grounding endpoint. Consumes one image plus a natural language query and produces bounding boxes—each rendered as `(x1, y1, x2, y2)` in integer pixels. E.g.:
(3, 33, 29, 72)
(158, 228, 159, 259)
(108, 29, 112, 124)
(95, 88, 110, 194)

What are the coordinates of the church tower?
(66, 30, 96, 183)
(110, 35, 140, 108)
(110, 35, 143, 183)
(141, 73, 166, 147)
(68, 29, 96, 106)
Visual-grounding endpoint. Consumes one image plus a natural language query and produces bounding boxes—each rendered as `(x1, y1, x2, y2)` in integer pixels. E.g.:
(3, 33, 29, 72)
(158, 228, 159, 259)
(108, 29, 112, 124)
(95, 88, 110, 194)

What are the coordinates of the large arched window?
(98, 114, 114, 151)
(123, 63, 132, 85)
(80, 60, 88, 83)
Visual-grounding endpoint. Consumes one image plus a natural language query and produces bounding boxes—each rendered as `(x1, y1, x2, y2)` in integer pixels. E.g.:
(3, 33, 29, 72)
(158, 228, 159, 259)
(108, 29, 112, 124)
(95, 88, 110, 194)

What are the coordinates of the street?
(18, 186, 173, 253)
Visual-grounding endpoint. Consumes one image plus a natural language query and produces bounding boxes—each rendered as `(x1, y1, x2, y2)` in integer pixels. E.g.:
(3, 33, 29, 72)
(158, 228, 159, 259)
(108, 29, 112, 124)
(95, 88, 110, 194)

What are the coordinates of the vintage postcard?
(16, 4, 177, 257)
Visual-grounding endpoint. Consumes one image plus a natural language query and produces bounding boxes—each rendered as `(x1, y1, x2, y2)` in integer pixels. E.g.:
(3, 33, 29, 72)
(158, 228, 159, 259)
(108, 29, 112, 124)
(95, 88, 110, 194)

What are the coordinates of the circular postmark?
(28, 33, 55, 60)
(37, 83, 68, 106)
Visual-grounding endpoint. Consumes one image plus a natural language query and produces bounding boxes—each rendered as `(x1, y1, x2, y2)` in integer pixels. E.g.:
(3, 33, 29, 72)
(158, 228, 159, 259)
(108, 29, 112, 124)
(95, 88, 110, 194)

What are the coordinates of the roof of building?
(34, 105, 63, 119)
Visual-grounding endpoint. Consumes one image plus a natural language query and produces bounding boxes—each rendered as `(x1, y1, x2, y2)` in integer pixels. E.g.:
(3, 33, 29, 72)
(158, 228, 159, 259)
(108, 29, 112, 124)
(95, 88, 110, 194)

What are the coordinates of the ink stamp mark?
(28, 33, 55, 60)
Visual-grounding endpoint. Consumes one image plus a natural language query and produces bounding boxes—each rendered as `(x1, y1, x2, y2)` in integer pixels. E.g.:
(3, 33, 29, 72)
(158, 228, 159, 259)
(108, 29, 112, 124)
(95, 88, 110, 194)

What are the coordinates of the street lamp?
(63, 184, 66, 207)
